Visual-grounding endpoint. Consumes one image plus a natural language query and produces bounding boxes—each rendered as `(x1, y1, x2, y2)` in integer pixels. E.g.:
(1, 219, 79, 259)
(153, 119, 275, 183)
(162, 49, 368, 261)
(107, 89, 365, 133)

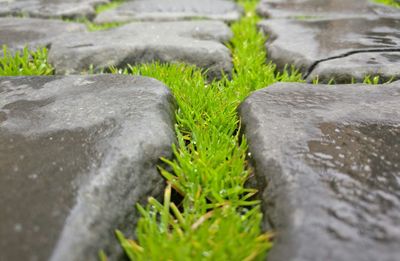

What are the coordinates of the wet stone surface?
(0, 0, 108, 19)
(308, 51, 400, 83)
(94, 0, 243, 24)
(0, 17, 86, 52)
(256, 0, 398, 19)
(258, 16, 400, 83)
(239, 82, 400, 261)
(0, 75, 176, 261)
(48, 20, 233, 79)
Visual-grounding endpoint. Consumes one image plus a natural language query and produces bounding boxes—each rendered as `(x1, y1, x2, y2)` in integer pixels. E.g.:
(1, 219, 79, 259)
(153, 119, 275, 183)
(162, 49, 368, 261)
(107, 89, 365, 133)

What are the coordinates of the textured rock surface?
(0, 75, 176, 261)
(308, 51, 400, 83)
(239, 82, 400, 261)
(95, 0, 243, 24)
(49, 21, 233, 78)
(0, 17, 86, 52)
(0, 0, 107, 19)
(256, 0, 398, 19)
(258, 17, 400, 83)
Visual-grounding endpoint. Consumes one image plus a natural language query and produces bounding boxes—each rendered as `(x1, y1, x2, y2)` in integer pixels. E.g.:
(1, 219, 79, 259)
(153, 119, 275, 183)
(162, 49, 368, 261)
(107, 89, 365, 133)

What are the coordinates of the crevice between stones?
(304, 48, 400, 79)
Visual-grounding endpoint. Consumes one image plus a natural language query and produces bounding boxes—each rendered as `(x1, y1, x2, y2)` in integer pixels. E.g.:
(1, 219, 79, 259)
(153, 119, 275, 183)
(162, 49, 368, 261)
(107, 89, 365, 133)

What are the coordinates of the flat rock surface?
(94, 0, 243, 24)
(0, 75, 176, 261)
(239, 82, 400, 261)
(0, 17, 86, 52)
(0, 0, 107, 19)
(258, 17, 400, 82)
(256, 0, 398, 19)
(48, 20, 233, 78)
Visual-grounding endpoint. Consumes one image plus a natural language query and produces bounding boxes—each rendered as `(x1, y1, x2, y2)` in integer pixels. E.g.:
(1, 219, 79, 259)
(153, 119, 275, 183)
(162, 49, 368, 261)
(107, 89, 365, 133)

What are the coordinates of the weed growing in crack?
(63, 17, 127, 31)
(312, 75, 395, 85)
(0, 46, 53, 76)
(63, 0, 127, 31)
(95, 0, 125, 14)
(110, 0, 302, 260)
(373, 0, 400, 8)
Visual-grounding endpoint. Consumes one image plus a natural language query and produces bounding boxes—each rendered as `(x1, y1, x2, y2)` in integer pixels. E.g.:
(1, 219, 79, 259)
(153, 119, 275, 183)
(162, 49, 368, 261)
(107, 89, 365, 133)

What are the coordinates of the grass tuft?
(95, 0, 125, 14)
(373, 0, 400, 8)
(64, 0, 127, 31)
(64, 17, 126, 31)
(0, 45, 53, 76)
(72, 0, 128, 31)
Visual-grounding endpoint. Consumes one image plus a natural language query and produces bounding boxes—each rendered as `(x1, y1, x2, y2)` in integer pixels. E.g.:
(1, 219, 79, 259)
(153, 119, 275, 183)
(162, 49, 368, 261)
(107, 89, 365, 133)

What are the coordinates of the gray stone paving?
(258, 16, 400, 83)
(0, 0, 108, 19)
(308, 51, 400, 83)
(257, 0, 398, 19)
(0, 75, 176, 261)
(48, 20, 233, 78)
(0, 17, 86, 52)
(1, 0, 400, 259)
(1, 15, 233, 78)
(239, 81, 400, 261)
(257, 0, 400, 83)
(94, 0, 243, 24)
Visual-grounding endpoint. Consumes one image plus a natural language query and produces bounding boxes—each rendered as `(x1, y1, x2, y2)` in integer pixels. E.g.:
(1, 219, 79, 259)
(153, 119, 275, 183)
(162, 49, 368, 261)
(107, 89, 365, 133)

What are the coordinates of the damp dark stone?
(0, 75, 176, 261)
(239, 81, 400, 261)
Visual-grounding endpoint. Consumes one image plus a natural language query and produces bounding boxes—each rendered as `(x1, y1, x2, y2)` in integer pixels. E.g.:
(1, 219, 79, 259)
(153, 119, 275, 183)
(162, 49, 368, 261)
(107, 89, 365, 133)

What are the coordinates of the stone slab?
(0, 75, 176, 261)
(94, 0, 243, 24)
(239, 82, 400, 261)
(258, 17, 400, 83)
(256, 0, 399, 19)
(0, 0, 108, 20)
(308, 51, 400, 83)
(0, 17, 87, 52)
(48, 20, 233, 79)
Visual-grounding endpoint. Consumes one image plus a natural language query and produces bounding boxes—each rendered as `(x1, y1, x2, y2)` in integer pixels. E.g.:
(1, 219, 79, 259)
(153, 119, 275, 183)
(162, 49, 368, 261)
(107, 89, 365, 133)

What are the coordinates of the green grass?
(311, 75, 394, 85)
(95, 0, 125, 14)
(373, 0, 400, 8)
(0, 46, 53, 76)
(111, 1, 302, 260)
(64, 15, 126, 31)
(64, 0, 127, 31)
(89, 0, 127, 30)
(73, 18, 127, 31)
